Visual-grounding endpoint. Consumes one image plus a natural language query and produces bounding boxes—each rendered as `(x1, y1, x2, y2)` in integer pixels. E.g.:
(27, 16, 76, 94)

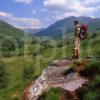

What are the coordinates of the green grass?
(0, 45, 64, 100)
(80, 61, 100, 100)
(83, 74, 100, 100)
(39, 88, 60, 100)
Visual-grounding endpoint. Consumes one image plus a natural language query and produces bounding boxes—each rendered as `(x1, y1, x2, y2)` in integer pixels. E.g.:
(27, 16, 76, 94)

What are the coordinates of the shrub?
(79, 61, 100, 78)
(0, 62, 8, 89)
(22, 65, 35, 80)
(83, 90, 99, 100)
(38, 88, 60, 100)
(83, 75, 100, 100)
(90, 75, 100, 90)
(85, 61, 100, 74)
(91, 33, 97, 38)
(1, 40, 15, 51)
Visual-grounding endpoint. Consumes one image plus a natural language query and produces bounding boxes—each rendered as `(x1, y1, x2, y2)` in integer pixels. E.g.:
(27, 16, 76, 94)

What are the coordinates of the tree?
(91, 33, 97, 38)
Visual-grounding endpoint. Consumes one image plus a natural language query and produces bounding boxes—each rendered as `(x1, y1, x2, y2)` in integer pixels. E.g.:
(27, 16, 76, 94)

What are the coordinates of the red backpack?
(80, 24, 88, 40)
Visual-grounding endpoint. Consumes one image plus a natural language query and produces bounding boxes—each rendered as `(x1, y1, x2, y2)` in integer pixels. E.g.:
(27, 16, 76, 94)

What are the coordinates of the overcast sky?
(0, 0, 100, 29)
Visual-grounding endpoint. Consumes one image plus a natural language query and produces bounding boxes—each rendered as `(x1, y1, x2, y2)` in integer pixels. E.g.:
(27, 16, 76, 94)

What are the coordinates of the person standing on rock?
(73, 20, 81, 60)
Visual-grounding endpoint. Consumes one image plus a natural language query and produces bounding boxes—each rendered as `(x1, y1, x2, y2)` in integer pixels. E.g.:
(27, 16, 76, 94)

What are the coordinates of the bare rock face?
(24, 59, 88, 100)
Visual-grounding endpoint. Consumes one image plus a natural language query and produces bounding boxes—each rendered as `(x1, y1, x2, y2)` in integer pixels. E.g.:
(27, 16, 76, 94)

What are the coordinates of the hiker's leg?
(73, 44, 76, 59)
(77, 37, 80, 59)
(73, 36, 77, 59)
(73, 37, 79, 59)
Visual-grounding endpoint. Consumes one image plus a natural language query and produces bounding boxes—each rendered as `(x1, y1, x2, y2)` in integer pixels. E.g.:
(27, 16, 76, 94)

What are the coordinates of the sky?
(0, 0, 100, 29)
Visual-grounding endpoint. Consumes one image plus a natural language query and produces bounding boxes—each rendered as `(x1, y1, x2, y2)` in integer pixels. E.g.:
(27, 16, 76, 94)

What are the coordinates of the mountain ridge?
(34, 16, 100, 37)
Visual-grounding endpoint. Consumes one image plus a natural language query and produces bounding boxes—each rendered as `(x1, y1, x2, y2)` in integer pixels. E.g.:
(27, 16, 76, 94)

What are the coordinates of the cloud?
(43, 0, 100, 20)
(52, 12, 80, 20)
(84, 0, 100, 5)
(15, 0, 32, 4)
(0, 11, 42, 29)
(10, 17, 42, 29)
(0, 11, 13, 17)
(44, 0, 67, 9)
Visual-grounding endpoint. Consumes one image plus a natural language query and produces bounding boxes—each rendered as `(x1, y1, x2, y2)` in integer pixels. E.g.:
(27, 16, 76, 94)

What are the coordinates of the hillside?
(0, 20, 27, 57)
(35, 16, 100, 37)
(0, 20, 25, 39)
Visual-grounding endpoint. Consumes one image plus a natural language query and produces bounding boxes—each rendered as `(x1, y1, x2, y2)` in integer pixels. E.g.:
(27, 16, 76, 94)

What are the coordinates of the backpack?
(80, 24, 88, 40)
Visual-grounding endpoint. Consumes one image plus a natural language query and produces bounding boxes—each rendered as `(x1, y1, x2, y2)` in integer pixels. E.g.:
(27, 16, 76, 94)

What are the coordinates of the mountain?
(0, 20, 27, 52)
(23, 28, 45, 34)
(35, 16, 100, 37)
(0, 20, 25, 40)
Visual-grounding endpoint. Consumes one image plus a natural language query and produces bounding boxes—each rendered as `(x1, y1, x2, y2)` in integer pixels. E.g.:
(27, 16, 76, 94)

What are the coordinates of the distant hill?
(0, 20, 25, 40)
(23, 28, 45, 34)
(0, 20, 27, 54)
(35, 16, 100, 37)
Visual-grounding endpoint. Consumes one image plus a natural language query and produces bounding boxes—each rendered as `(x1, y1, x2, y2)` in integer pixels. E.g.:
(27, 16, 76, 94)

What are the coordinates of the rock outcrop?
(24, 59, 88, 100)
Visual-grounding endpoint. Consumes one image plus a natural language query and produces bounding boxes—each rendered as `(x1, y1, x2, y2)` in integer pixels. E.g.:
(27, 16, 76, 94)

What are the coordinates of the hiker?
(73, 20, 81, 60)
(73, 20, 88, 60)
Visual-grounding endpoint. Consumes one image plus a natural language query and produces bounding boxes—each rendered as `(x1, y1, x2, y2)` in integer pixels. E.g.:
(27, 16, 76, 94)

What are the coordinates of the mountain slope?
(23, 28, 45, 34)
(35, 16, 100, 37)
(0, 20, 26, 55)
(0, 20, 25, 39)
